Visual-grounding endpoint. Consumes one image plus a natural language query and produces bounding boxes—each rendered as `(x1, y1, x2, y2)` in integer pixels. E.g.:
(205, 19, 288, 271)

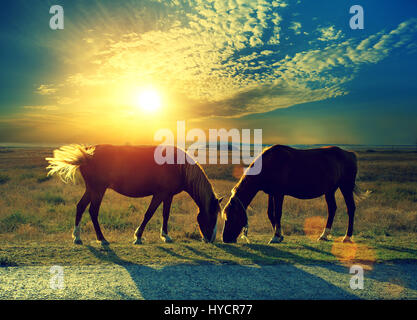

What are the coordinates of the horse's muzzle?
(210, 221, 217, 243)
(222, 234, 238, 243)
(202, 221, 217, 243)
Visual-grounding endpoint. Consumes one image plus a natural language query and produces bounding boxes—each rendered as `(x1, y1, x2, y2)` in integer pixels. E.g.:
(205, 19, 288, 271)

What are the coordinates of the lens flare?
(331, 241, 376, 270)
(303, 216, 327, 241)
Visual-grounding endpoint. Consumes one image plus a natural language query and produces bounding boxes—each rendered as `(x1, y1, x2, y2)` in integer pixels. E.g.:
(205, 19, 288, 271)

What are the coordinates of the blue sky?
(0, 0, 416, 145)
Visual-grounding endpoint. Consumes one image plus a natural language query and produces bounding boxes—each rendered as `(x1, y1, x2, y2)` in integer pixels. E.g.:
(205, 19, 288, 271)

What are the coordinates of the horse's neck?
(184, 165, 214, 212)
(234, 176, 258, 208)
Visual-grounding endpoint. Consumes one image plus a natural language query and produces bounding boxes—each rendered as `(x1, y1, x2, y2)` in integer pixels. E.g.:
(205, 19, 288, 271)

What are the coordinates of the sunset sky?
(0, 0, 416, 145)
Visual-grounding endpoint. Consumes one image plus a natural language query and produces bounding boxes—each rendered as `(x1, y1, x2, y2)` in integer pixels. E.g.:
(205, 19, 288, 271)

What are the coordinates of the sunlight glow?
(134, 88, 162, 114)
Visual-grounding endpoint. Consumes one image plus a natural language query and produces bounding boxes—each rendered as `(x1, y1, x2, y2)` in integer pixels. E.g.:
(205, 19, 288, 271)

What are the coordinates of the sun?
(134, 88, 162, 113)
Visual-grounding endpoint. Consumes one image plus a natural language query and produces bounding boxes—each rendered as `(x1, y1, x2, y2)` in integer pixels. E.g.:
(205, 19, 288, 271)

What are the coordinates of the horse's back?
(263, 145, 355, 168)
(257, 145, 357, 198)
(92, 144, 174, 172)
(81, 145, 185, 196)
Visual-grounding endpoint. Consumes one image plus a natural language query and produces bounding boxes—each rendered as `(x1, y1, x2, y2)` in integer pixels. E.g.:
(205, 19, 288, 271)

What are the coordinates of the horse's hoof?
(268, 235, 284, 244)
(160, 231, 173, 243)
(73, 239, 83, 245)
(161, 235, 173, 243)
(318, 228, 331, 241)
(133, 238, 143, 245)
(342, 236, 353, 243)
(97, 239, 109, 246)
(241, 235, 250, 244)
(318, 235, 330, 241)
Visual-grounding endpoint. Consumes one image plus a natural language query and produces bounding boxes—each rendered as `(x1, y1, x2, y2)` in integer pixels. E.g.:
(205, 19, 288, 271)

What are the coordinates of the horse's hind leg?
(134, 195, 163, 244)
(89, 189, 108, 245)
(73, 190, 90, 245)
(340, 186, 356, 243)
(269, 194, 284, 244)
(267, 194, 275, 230)
(160, 196, 173, 243)
(266, 194, 278, 243)
(318, 191, 337, 241)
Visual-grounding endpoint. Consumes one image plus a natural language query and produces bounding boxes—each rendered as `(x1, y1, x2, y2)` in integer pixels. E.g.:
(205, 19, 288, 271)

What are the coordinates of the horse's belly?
(282, 168, 339, 199)
(283, 181, 330, 199)
(286, 190, 325, 199)
(109, 186, 154, 198)
(109, 179, 182, 198)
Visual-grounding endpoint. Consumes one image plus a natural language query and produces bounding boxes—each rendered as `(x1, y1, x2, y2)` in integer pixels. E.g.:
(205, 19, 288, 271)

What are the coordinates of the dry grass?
(0, 147, 416, 245)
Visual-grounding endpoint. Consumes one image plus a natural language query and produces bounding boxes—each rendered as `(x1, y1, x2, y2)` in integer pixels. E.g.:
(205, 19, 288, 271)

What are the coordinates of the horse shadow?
(86, 244, 361, 300)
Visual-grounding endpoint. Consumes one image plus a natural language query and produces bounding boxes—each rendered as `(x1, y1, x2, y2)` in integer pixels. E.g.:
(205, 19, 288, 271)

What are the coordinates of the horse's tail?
(45, 144, 95, 183)
(348, 150, 372, 202)
(353, 183, 372, 202)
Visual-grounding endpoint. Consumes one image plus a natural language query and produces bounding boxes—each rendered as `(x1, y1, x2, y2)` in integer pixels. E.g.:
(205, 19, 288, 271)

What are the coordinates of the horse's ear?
(218, 197, 224, 204)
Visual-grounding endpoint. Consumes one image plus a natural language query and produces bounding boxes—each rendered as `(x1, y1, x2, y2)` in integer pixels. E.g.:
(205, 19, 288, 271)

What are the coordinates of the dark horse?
(222, 145, 370, 244)
(46, 144, 222, 245)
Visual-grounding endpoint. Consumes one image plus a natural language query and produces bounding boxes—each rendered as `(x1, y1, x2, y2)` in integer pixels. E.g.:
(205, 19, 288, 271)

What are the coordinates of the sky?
(0, 0, 416, 146)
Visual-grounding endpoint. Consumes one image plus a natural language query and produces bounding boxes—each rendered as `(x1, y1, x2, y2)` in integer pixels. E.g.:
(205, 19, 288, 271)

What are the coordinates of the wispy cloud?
(57, 97, 78, 105)
(289, 21, 302, 35)
(317, 26, 343, 41)
(23, 105, 58, 111)
(26, 2, 417, 120)
(35, 84, 57, 95)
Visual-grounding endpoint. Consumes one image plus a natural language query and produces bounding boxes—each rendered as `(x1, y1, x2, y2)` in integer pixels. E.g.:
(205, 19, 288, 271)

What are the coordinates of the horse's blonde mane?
(184, 161, 217, 213)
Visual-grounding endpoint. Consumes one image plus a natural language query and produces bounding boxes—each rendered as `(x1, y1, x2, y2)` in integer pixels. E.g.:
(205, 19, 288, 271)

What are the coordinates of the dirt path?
(1, 262, 416, 299)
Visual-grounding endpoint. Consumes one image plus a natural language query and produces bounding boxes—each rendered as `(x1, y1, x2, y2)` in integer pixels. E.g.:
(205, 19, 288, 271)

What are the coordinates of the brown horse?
(222, 145, 370, 244)
(46, 144, 222, 245)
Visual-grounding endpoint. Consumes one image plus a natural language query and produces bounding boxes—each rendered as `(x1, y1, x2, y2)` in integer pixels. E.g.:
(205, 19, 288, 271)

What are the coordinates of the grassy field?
(0, 147, 416, 266)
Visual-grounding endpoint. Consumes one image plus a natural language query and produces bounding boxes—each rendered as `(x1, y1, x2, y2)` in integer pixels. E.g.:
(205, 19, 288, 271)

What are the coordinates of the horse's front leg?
(133, 195, 163, 244)
(160, 196, 173, 243)
(269, 194, 284, 244)
(72, 190, 90, 245)
(89, 189, 108, 245)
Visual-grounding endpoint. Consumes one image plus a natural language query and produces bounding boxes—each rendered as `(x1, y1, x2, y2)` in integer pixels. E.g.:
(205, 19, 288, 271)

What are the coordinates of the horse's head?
(197, 196, 223, 243)
(222, 196, 248, 243)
